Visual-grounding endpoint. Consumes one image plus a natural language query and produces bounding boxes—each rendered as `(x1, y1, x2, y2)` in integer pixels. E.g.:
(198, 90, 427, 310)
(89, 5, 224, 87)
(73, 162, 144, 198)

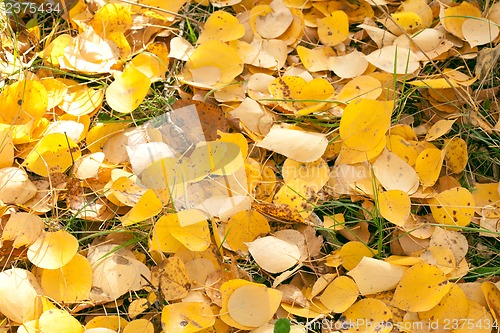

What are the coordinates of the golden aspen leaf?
(280, 302, 330, 318)
(415, 148, 443, 187)
(317, 10, 349, 46)
(216, 130, 248, 159)
(341, 298, 392, 333)
(85, 316, 129, 332)
(419, 284, 469, 322)
(86, 122, 129, 153)
(336, 137, 386, 165)
(366, 45, 420, 74)
(392, 263, 451, 312)
(443, 137, 468, 174)
(162, 302, 215, 333)
(453, 300, 494, 333)
(227, 283, 282, 328)
(247, 236, 301, 273)
(153, 210, 210, 252)
(401, 0, 433, 28)
(40, 254, 92, 303)
(419, 245, 456, 274)
(27, 230, 78, 269)
(119, 189, 163, 226)
(151, 257, 190, 301)
(183, 40, 244, 88)
(311, 273, 338, 298)
(443, 2, 482, 39)
(409, 77, 457, 88)
(133, 0, 187, 21)
(0, 167, 37, 204)
(225, 210, 270, 252)
(122, 319, 153, 333)
(252, 1, 294, 39)
(268, 76, 306, 112)
(428, 187, 475, 227)
(339, 241, 375, 270)
(462, 18, 499, 47)
(90, 3, 132, 36)
(378, 190, 411, 226)
(58, 81, 104, 116)
(256, 124, 328, 163)
(430, 227, 468, 263)
(297, 46, 336, 72)
(2, 212, 44, 248)
(198, 11, 245, 43)
(106, 64, 151, 114)
(111, 176, 147, 207)
(128, 299, 149, 319)
(388, 11, 422, 34)
(40, 77, 68, 110)
(319, 276, 359, 313)
(347, 257, 407, 295)
(339, 98, 393, 151)
(282, 158, 329, 194)
(0, 268, 42, 323)
(36, 309, 83, 333)
(295, 78, 335, 115)
(131, 52, 168, 82)
(387, 134, 418, 166)
(0, 128, 13, 168)
(481, 281, 500, 321)
(425, 119, 456, 141)
(0, 80, 47, 125)
(472, 183, 500, 218)
(42, 34, 73, 66)
(273, 182, 315, 219)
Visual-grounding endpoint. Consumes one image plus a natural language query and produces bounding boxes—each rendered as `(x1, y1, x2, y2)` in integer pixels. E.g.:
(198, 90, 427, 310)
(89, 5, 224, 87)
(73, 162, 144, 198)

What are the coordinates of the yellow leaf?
(247, 236, 301, 273)
(251, 1, 294, 39)
(481, 281, 500, 321)
(425, 119, 456, 141)
(225, 210, 270, 252)
(37, 309, 83, 333)
(58, 80, 104, 116)
(297, 45, 336, 72)
(40, 77, 68, 110)
(295, 78, 335, 115)
(85, 316, 129, 331)
(339, 98, 393, 151)
(282, 158, 329, 194)
(392, 263, 451, 312)
(319, 276, 359, 313)
(0, 167, 37, 204)
(378, 190, 411, 226)
(472, 183, 500, 218)
(419, 245, 456, 274)
(152, 257, 190, 301)
(0, 80, 47, 125)
(119, 189, 163, 226)
(366, 45, 420, 74)
(388, 11, 422, 34)
(339, 241, 375, 270)
(317, 10, 349, 46)
(216, 130, 248, 159)
(90, 3, 132, 36)
(341, 298, 393, 333)
(85, 122, 129, 153)
(122, 319, 153, 333)
(268, 76, 306, 112)
(1, 212, 44, 248)
(198, 11, 245, 43)
(453, 300, 495, 333)
(27, 230, 78, 269)
(223, 281, 282, 328)
(443, 2, 481, 39)
(131, 52, 168, 82)
(419, 284, 469, 323)
(106, 64, 151, 114)
(428, 187, 475, 227)
(443, 137, 468, 174)
(40, 254, 92, 303)
(161, 302, 215, 333)
(415, 147, 443, 187)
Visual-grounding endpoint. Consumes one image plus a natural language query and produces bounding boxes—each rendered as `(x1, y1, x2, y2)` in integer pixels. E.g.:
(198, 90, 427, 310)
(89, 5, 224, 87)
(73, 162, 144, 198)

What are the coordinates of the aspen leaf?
(106, 64, 151, 114)
(90, 3, 132, 36)
(472, 183, 500, 218)
(317, 11, 349, 46)
(40, 77, 68, 110)
(0, 80, 47, 125)
(415, 148, 443, 187)
(425, 119, 456, 141)
(341, 299, 393, 333)
(247, 236, 301, 273)
(462, 19, 499, 47)
(442, 2, 482, 39)
(40, 254, 92, 303)
(28, 230, 78, 269)
(198, 11, 245, 43)
(419, 284, 469, 322)
(85, 122, 129, 153)
(122, 319, 153, 333)
(119, 189, 163, 226)
(297, 46, 336, 72)
(319, 276, 359, 313)
(35, 309, 83, 333)
(339, 241, 375, 270)
(0, 167, 37, 204)
(24, 133, 81, 177)
(268, 76, 306, 112)
(295, 78, 335, 115)
(443, 137, 468, 174)
(392, 263, 451, 312)
(482, 281, 500, 321)
(225, 210, 270, 252)
(366, 45, 420, 74)
(282, 158, 329, 194)
(452, 300, 494, 333)
(0, 268, 42, 323)
(131, 52, 168, 82)
(85, 316, 128, 332)
(430, 227, 468, 264)
(419, 245, 456, 274)
(44, 120, 84, 143)
(58, 81, 104, 116)
(256, 124, 328, 162)
(387, 11, 422, 34)
(347, 257, 407, 295)
(428, 187, 475, 227)
(339, 99, 393, 151)
(2, 212, 44, 248)
(252, 0, 294, 39)
(329, 50, 368, 79)
(227, 284, 282, 327)
(280, 302, 330, 318)
(151, 257, 190, 301)
(378, 190, 411, 226)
